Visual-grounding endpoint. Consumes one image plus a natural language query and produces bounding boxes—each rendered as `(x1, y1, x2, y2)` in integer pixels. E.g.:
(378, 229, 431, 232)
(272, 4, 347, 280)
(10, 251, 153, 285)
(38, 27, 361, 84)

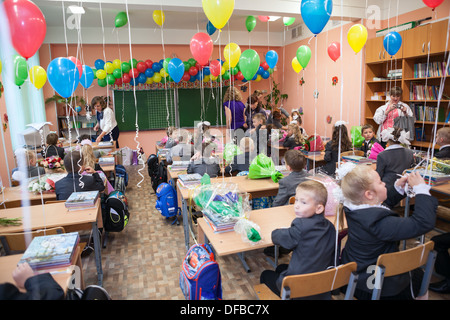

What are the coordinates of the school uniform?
(323, 141, 349, 176)
(261, 214, 336, 299)
(186, 157, 220, 178)
(435, 145, 450, 159)
(166, 143, 194, 163)
(375, 145, 414, 187)
(27, 166, 46, 178)
(41, 145, 65, 159)
(0, 273, 65, 300)
(341, 187, 437, 299)
(55, 172, 105, 200)
(245, 107, 267, 129)
(224, 152, 254, 175)
(283, 135, 302, 150)
(272, 170, 309, 207)
(360, 137, 380, 157)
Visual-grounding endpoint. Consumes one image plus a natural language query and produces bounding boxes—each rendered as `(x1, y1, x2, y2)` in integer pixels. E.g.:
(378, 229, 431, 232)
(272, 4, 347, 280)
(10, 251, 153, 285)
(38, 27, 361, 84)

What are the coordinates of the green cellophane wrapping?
(248, 153, 284, 183)
(223, 143, 242, 163)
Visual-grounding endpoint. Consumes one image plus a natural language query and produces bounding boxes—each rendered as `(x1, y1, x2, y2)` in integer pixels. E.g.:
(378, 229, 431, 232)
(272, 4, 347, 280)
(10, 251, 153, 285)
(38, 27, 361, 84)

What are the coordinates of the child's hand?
(84, 166, 95, 174)
(395, 174, 409, 189)
(12, 263, 35, 289)
(407, 171, 425, 187)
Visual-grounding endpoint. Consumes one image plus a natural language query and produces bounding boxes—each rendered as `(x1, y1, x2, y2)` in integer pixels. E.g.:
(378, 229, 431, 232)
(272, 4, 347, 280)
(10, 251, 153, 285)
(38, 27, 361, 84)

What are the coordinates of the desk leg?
(92, 221, 103, 286)
(237, 252, 251, 273)
(181, 197, 190, 251)
(265, 245, 278, 269)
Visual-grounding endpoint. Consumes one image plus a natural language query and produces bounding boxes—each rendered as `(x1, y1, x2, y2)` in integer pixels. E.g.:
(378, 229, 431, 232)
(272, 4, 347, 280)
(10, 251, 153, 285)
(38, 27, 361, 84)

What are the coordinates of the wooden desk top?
(197, 204, 342, 256)
(0, 200, 101, 234)
(431, 181, 450, 196)
(1, 187, 57, 208)
(304, 152, 325, 161)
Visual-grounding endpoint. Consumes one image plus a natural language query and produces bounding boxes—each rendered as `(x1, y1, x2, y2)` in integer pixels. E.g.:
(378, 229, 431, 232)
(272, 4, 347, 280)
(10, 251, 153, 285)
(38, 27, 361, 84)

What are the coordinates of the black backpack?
(103, 190, 130, 232)
(147, 154, 159, 178)
(151, 161, 167, 192)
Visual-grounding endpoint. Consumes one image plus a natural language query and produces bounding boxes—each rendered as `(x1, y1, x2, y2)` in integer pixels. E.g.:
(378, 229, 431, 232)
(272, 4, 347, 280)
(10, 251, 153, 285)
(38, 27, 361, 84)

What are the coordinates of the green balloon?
(121, 62, 131, 73)
(92, 68, 97, 79)
(113, 68, 123, 79)
(163, 57, 171, 73)
(222, 70, 230, 80)
(230, 66, 238, 75)
(239, 49, 260, 81)
(13, 55, 27, 86)
(98, 78, 107, 87)
(106, 74, 115, 85)
(245, 16, 257, 32)
(188, 58, 196, 67)
(183, 61, 190, 72)
(129, 58, 137, 68)
(296, 45, 311, 69)
(268, 67, 273, 74)
(283, 17, 295, 26)
(115, 12, 128, 28)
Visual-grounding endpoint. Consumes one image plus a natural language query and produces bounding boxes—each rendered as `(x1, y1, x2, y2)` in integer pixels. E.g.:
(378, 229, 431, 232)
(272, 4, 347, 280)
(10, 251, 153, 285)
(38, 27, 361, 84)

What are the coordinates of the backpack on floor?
(155, 182, 180, 225)
(147, 154, 158, 178)
(114, 164, 128, 193)
(151, 160, 167, 192)
(104, 190, 130, 232)
(179, 243, 222, 300)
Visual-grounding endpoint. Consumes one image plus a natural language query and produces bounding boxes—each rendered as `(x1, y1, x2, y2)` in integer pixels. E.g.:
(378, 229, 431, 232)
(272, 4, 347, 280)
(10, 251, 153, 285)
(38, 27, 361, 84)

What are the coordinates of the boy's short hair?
(284, 149, 305, 171)
(296, 180, 328, 208)
(46, 133, 59, 145)
(253, 113, 266, 124)
(272, 111, 281, 120)
(361, 124, 374, 134)
(437, 127, 450, 145)
(64, 151, 82, 173)
(239, 137, 254, 153)
(389, 86, 402, 97)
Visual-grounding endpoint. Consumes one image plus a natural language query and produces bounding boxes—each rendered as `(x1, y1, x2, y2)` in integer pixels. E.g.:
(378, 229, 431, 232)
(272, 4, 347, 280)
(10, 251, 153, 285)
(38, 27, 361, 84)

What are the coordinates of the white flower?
(45, 183, 51, 191)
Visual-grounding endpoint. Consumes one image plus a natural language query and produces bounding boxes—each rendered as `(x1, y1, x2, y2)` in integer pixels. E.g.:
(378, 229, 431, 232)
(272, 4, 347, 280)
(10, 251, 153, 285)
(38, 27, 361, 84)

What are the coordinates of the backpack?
(147, 154, 158, 178)
(151, 161, 167, 192)
(179, 243, 222, 300)
(103, 190, 130, 232)
(114, 164, 128, 194)
(155, 182, 180, 225)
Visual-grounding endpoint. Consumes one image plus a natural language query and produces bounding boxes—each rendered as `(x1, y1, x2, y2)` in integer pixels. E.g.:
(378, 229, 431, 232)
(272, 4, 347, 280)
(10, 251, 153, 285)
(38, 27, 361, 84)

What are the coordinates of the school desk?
(0, 246, 83, 294)
(196, 204, 343, 272)
(269, 145, 288, 165)
(0, 200, 103, 286)
(1, 187, 56, 209)
(304, 152, 326, 170)
(176, 175, 282, 250)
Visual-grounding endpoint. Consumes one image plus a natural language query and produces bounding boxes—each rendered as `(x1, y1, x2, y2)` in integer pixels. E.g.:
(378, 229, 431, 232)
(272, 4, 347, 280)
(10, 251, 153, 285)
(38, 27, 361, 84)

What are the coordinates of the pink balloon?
(422, 0, 444, 9)
(68, 56, 83, 79)
(209, 60, 222, 77)
(4, 0, 47, 60)
(258, 16, 270, 22)
(190, 32, 213, 66)
(327, 42, 341, 62)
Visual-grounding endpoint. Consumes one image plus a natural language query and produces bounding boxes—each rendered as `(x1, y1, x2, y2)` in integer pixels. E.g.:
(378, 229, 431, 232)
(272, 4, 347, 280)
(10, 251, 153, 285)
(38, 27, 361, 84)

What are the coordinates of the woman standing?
(223, 86, 246, 137)
(92, 96, 120, 148)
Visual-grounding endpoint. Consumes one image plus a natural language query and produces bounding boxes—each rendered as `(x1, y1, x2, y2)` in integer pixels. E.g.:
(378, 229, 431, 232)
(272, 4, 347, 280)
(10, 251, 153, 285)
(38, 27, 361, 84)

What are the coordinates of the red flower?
(332, 76, 338, 86)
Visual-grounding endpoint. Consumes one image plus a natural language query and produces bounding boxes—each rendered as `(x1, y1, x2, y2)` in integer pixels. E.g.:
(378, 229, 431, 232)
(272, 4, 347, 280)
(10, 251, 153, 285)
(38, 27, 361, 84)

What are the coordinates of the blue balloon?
(202, 66, 210, 76)
(190, 75, 196, 82)
(138, 73, 147, 84)
(262, 70, 270, 79)
(265, 50, 278, 69)
(301, 0, 333, 35)
(145, 68, 154, 78)
(206, 21, 216, 36)
(257, 66, 265, 75)
(47, 58, 79, 98)
(129, 78, 137, 86)
(94, 59, 105, 70)
(167, 58, 184, 83)
(152, 62, 161, 72)
(80, 65, 94, 89)
(383, 31, 402, 56)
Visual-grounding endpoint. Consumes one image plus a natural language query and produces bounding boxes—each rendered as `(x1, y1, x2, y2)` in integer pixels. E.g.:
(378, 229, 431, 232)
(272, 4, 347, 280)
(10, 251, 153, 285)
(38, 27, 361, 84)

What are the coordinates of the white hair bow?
(334, 120, 348, 127)
(335, 162, 357, 181)
(398, 130, 411, 146)
(380, 127, 395, 142)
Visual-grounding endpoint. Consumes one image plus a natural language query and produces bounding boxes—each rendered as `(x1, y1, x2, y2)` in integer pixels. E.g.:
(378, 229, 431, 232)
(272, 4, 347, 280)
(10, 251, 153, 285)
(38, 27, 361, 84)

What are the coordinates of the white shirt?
(99, 107, 117, 134)
(373, 101, 413, 138)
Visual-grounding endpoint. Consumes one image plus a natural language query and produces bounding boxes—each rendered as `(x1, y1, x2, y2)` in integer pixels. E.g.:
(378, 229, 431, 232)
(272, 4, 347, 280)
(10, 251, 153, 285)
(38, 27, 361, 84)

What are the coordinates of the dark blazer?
(323, 141, 349, 176)
(187, 158, 220, 178)
(435, 145, 450, 159)
(27, 166, 46, 178)
(55, 172, 105, 200)
(341, 193, 437, 298)
(41, 145, 65, 159)
(224, 152, 253, 175)
(272, 214, 336, 295)
(272, 170, 309, 207)
(0, 273, 65, 300)
(283, 136, 302, 150)
(360, 137, 380, 157)
(376, 146, 414, 187)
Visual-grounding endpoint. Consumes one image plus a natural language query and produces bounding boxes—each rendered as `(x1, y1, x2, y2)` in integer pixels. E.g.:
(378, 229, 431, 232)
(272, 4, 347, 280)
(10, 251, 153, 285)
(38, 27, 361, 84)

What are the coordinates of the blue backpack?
(155, 182, 180, 225)
(179, 243, 222, 300)
(114, 164, 128, 193)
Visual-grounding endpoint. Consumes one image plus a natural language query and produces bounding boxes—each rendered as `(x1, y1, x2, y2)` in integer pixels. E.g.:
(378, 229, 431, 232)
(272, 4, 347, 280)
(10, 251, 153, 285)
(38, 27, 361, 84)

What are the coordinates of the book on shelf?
(405, 169, 450, 186)
(415, 127, 426, 141)
(65, 190, 99, 210)
(409, 82, 442, 100)
(414, 61, 449, 78)
(177, 173, 203, 187)
(19, 232, 80, 271)
(342, 155, 375, 164)
(411, 103, 447, 122)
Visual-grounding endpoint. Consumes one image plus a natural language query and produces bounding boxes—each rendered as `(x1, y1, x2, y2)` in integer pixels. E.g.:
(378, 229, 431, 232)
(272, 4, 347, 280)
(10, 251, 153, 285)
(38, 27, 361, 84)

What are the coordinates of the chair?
(289, 196, 295, 204)
(340, 150, 364, 158)
(0, 227, 65, 255)
(254, 262, 358, 300)
(371, 241, 436, 300)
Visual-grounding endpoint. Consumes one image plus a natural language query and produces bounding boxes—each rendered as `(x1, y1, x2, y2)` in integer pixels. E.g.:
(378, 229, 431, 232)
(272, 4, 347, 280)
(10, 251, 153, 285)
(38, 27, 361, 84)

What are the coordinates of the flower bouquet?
(28, 177, 54, 194)
(41, 156, 64, 170)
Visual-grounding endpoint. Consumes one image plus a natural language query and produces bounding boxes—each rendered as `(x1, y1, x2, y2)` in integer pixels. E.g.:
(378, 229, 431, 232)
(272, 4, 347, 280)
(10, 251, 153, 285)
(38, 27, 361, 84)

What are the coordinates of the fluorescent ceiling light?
(68, 5, 85, 14)
(268, 16, 281, 21)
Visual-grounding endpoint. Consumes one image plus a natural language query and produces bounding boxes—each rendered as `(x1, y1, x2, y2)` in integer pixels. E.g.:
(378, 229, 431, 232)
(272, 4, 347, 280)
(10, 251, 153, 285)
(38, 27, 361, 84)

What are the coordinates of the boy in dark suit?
(435, 127, 450, 159)
(359, 124, 380, 157)
(55, 151, 105, 200)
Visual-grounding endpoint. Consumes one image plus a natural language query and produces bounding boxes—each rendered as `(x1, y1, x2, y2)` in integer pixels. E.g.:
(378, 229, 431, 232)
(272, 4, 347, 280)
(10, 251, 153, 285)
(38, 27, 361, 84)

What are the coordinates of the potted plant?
(45, 94, 86, 116)
(263, 80, 288, 112)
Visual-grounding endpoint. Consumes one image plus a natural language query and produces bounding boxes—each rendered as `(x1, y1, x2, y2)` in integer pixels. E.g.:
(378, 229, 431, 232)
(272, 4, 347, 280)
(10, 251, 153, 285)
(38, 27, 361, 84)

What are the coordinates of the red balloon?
(235, 71, 244, 81)
(182, 72, 190, 81)
(209, 60, 222, 77)
(422, 0, 444, 9)
(136, 61, 146, 73)
(129, 68, 139, 79)
(4, 0, 47, 60)
(327, 42, 341, 62)
(145, 59, 153, 69)
(261, 61, 269, 70)
(190, 32, 213, 66)
(115, 77, 123, 86)
(195, 62, 204, 70)
(188, 66, 198, 76)
(68, 56, 83, 79)
(122, 73, 131, 83)
(258, 16, 270, 22)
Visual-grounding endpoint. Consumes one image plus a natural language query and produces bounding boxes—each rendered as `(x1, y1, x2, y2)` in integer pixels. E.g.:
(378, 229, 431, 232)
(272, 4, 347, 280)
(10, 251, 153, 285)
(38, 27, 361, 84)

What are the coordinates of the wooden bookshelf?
(364, 19, 450, 151)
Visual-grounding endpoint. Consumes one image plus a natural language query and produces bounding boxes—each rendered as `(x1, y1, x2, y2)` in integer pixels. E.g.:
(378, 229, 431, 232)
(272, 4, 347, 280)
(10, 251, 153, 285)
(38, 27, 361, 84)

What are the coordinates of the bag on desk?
(179, 243, 222, 300)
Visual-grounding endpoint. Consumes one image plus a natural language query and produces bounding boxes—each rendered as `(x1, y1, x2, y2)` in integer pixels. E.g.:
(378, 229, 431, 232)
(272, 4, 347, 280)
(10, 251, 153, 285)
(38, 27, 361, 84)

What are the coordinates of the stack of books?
(409, 83, 441, 100)
(19, 232, 80, 271)
(387, 68, 402, 79)
(411, 103, 447, 122)
(406, 169, 450, 186)
(342, 155, 375, 164)
(65, 190, 99, 210)
(169, 161, 190, 171)
(414, 61, 449, 78)
(98, 157, 115, 165)
(178, 173, 203, 187)
(202, 211, 238, 233)
(98, 141, 113, 146)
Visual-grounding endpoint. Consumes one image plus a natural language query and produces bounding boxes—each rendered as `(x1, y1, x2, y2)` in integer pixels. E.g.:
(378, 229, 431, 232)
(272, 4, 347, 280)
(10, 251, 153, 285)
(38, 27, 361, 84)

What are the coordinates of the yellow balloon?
(104, 62, 114, 74)
(203, 75, 210, 82)
(29, 65, 47, 90)
(222, 61, 230, 71)
(96, 69, 107, 80)
(291, 57, 303, 73)
(153, 10, 165, 26)
(202, 0, 234, 30)
(0, 59, 2, 73)
(146, 77, 154, 85)
(152, 72, 162, 83)
(347, 24, 368, 54)
(112, 59, 121, 69)
(210, 75, 217, 81)
(160, 69, 168, 78)
(220, 66, 226, 75)
(224, 43, 241, 68)
(255, 75, 262, 82)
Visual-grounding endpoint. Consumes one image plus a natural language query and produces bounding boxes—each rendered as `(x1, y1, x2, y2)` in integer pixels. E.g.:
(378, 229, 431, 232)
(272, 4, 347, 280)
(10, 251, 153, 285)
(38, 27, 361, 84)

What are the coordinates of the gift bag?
(304, 135, 324, 152)
(368, 142, 384, 160)
(248, 154, 284, 183)
(120, 147, 134, 166)
(394, 115, 415, 140)
(223, 143, 242, 163)
(350, 126, 364, 148)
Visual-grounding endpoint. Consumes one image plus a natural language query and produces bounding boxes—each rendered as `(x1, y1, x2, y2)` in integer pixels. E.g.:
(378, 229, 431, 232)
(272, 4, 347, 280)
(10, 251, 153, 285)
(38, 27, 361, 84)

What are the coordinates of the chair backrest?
(372, 241, 436, 300)
(280, 262, 358, 300)
(340, 150, 364, 158)
(289, 196, 295, 204)
(0, 226, 66, 255)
